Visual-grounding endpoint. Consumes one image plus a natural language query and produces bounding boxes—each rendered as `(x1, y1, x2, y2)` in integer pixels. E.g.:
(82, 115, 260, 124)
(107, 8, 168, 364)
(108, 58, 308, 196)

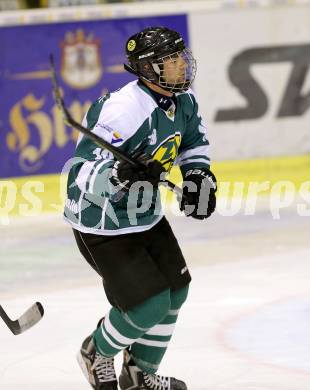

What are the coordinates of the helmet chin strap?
(141, 77, 174, 95)
(124, 62, 160, 86)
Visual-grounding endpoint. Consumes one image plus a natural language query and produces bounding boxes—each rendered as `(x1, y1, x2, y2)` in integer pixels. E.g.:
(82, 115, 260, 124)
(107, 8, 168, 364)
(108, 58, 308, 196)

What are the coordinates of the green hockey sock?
(93, 288, 171, 357)
(130, 285, 189, 374)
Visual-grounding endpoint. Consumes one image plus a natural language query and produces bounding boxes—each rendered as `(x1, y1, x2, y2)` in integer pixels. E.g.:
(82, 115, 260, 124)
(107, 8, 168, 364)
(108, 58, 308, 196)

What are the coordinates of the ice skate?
(119, 349, 187, 390)
(77, 335, 118, 390)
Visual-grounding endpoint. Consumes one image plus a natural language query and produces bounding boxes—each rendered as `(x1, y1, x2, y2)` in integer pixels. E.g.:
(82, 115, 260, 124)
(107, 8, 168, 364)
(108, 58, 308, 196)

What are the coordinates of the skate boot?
(77, 335, 118, 390)
(119, 349, 187, 390)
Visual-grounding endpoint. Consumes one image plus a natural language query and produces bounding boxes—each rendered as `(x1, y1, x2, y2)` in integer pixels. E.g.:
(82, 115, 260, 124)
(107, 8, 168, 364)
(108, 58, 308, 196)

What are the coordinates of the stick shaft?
(0, 305, 16, 331)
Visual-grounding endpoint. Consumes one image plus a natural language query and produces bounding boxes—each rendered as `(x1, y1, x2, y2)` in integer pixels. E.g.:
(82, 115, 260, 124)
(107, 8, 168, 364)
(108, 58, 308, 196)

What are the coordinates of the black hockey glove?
(179, 168, 217, 220)
(110, 152, 166, 193)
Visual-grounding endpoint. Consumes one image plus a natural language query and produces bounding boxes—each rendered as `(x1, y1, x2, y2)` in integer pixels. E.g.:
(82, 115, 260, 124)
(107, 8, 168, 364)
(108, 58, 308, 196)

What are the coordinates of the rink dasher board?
(0, 0, 309, 27)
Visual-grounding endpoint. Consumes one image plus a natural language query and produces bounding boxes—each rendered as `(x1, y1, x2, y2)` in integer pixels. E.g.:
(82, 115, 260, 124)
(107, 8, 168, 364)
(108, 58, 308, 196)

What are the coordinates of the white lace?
(91, 353, 116, 383)
(143, 372, 170, 390)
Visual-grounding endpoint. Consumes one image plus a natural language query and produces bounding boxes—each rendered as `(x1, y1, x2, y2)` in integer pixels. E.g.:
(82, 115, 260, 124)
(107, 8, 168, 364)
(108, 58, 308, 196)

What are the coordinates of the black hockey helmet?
(124, 26, 197, 93)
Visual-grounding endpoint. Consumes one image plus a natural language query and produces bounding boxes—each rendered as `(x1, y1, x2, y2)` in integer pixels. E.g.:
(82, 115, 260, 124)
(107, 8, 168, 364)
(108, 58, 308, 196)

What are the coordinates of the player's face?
(152, 48, 196, 92)
(162, 52, 187, 84)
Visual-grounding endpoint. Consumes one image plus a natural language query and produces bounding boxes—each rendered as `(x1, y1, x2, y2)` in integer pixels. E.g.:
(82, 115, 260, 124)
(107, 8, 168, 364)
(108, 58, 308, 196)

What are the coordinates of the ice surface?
(1, 204, 310, 389)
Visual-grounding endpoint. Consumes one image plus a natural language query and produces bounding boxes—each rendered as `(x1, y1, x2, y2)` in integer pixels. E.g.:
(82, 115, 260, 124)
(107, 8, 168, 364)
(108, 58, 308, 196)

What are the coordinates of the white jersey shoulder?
(91, 80, 157, 146)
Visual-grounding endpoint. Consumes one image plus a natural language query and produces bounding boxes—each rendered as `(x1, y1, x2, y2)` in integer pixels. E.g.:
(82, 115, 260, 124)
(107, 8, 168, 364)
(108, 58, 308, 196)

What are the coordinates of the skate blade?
(77, 351, 95, 388)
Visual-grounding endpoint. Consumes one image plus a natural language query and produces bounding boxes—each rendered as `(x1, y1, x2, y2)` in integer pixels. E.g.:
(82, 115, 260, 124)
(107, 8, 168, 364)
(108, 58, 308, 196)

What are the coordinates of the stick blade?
(0, 302, 44, 335)
(16, 302, 44, 335)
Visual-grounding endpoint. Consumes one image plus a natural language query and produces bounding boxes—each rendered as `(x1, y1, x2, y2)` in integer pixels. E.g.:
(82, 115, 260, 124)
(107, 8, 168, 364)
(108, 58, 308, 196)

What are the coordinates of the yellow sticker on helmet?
(127, 40, 136, 52)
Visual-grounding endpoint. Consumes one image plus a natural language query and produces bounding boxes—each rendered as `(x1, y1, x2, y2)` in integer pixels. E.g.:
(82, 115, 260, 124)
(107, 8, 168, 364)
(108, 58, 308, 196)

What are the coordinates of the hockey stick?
(49, 54, 188, 200)
(0, 302, 44, 335)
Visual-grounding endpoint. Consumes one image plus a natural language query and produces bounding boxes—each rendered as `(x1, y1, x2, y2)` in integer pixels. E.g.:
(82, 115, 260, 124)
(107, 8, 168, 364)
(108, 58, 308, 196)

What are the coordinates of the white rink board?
(190, 5, 310, 160)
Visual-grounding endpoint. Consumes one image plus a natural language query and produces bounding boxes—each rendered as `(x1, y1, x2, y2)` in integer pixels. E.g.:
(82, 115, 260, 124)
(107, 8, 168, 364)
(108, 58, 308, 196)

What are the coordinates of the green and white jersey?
(64, 80, 210, 235)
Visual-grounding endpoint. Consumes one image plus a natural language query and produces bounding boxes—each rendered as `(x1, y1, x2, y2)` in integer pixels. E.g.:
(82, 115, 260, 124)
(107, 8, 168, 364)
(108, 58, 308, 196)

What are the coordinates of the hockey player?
(64, 26, 217, 389)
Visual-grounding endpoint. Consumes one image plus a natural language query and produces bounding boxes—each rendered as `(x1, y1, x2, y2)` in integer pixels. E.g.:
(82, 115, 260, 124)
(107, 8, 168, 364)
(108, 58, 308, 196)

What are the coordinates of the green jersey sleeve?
(176, 90, 210, 176)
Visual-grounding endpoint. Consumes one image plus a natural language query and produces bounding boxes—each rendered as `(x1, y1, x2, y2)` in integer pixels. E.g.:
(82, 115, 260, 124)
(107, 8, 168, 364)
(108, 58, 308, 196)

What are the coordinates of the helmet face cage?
(151, 48, 197, 93)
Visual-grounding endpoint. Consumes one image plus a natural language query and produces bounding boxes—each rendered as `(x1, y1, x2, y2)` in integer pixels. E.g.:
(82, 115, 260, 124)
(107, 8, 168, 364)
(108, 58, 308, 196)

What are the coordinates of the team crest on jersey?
(60, 29, 103, 89)
(152, 133, 181, 171)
